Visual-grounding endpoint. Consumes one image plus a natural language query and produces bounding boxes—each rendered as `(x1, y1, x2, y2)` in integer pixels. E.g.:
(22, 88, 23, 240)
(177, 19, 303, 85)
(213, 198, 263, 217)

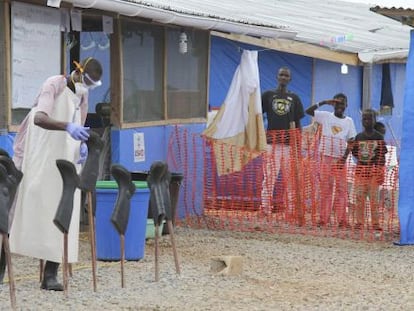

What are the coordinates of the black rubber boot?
(40, 261, 63, 291)
(0, 245, 5, 284)
(110, 164, 136, 235)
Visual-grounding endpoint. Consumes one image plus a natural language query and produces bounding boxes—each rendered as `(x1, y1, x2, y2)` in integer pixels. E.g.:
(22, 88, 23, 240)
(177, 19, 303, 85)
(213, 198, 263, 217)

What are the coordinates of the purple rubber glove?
(77, 142, 88, 164)
(66, 123, 90, 141)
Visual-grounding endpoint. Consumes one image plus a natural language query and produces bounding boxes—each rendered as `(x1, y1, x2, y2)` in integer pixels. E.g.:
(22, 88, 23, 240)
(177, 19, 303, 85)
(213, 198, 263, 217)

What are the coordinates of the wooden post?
(3, 234, 16, 310)
(120, 234, 125, 288)
(290, 123, 304, 226)
(154, 223, 159, 282)
(87, 191, 97, 292)
(63, 233, 69, 297)
(39, 259, 44, 283)
(167, 220, 180, 275)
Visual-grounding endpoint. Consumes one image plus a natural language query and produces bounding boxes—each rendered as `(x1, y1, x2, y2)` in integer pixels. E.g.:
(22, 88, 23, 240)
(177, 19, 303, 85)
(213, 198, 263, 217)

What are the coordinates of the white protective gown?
(9, 87, 82, 263)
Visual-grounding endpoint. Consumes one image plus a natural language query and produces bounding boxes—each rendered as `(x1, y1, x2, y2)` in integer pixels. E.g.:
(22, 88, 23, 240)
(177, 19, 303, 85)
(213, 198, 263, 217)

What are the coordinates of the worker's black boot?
(0, 245, 5, 284)
(40, 261, 63, 291)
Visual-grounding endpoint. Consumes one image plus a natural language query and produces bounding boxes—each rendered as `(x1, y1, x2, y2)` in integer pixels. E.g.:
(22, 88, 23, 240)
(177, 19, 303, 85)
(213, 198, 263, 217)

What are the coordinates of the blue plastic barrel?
(95, 180, 149, 261)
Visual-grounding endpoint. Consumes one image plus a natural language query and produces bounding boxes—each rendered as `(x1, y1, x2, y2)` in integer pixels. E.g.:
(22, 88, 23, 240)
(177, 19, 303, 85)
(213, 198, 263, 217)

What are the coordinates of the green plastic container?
(146, 219, 164, 239)
(96, 180, 148, 189)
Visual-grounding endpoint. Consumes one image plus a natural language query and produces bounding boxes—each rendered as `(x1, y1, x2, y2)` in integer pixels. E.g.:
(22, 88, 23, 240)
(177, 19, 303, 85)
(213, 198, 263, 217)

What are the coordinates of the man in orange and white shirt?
(305, 93, 356, 227)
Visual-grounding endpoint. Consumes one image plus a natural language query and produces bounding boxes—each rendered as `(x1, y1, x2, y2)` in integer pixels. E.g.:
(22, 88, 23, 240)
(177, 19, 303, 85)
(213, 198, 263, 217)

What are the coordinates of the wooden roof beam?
(211, 30, 360, 66)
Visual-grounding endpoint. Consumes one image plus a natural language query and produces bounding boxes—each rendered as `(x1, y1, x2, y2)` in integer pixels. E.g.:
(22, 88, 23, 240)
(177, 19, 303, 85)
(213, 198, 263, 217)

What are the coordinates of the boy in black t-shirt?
(348, 109, 387, 231)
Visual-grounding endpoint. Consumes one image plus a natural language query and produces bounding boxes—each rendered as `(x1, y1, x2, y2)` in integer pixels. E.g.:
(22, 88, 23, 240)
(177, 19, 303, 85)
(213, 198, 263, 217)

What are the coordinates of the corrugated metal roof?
(342, 0, 414, 10)
(66, 0, 412, 62)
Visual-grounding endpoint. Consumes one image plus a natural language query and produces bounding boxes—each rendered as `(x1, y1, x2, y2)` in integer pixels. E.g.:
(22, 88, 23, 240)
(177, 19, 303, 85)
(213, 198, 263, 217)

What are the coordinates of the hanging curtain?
(380, 63, 394, 112)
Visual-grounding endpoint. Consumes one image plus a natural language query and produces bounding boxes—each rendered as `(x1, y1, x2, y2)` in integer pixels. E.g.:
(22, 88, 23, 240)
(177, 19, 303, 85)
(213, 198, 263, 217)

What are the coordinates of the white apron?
(9, 88, 82, 263)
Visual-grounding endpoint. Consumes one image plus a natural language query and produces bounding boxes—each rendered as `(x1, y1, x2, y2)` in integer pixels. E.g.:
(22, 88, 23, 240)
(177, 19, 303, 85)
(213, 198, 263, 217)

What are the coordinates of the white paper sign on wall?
(134, 132, 145, 162)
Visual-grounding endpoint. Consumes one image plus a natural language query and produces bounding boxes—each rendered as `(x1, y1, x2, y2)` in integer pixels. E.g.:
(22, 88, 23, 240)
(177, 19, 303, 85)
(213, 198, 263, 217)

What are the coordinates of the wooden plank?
(211, 31, 360, 66)
(0, 0, 11, 129)
(163, 28, 168, 119)
(110, 15, 123, 128)
(61, 32, 66, 75)
(311, 59, 315, 105)
(205, 32, 211, 119)
(119, 118, 207, 129)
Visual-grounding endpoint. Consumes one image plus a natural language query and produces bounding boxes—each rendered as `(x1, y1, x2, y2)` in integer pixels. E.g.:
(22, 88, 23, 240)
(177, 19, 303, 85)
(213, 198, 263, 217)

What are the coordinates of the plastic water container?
(95, 180, 149, 261)
(145, 219, 164, 239)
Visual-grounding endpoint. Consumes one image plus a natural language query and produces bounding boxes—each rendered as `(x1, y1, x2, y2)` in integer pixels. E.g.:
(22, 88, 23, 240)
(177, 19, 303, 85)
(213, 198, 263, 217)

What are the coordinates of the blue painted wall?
(111, 123, 207, 219)
(111, 123, 206, 172)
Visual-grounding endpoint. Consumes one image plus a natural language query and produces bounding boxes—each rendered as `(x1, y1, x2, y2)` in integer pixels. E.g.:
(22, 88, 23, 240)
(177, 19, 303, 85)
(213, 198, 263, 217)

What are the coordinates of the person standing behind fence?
(374, 121, 386, 136)
(305, 93, 356, 227)
(345, 109, 387, 231)
(260, 67, 305, 224)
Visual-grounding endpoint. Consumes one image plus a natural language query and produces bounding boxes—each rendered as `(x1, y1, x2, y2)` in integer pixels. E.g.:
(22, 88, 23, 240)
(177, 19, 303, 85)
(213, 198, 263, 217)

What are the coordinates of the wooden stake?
(3, 234, 16, 310)
(39, 259, 44, 283)
(87, 191, 97, 291)
(290, 124, 304, 226)
(63, 233, 69, 297)
(154, 223, 159, 282)
(167, 220, 180, 275)
(69, 263, 72, 278)
(120, 234, 125, 288)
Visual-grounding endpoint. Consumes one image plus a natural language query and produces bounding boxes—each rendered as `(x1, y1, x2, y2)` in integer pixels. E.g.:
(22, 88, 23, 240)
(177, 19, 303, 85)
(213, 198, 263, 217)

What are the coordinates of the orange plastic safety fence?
(167, 125, 400, 242)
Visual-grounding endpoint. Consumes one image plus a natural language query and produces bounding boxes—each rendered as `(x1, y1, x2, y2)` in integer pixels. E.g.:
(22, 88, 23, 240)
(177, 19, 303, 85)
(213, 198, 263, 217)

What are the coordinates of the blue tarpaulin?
(396, 29, 414, 245)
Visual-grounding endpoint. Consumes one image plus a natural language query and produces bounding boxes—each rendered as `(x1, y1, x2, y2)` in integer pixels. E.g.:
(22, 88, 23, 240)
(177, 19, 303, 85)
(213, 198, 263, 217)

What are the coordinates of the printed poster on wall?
(134, 132, 145, 162)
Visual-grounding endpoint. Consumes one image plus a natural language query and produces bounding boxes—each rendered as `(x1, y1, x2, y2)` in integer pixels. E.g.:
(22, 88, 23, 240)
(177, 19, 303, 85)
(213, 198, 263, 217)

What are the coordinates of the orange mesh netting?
(167, 125, 400, 242)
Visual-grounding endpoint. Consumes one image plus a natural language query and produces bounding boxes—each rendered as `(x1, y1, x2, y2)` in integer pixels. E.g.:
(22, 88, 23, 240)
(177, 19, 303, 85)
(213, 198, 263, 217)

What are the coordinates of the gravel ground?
(1, 227, 414, 311)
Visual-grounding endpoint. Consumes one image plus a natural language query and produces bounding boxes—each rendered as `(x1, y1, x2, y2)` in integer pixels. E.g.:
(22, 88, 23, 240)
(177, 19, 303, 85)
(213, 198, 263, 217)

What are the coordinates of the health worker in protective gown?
(9, 57, 102, 291)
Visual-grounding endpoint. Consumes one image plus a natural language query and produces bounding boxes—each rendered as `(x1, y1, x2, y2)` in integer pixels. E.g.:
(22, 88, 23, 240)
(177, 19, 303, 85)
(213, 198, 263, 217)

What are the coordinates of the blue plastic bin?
(95, 180, 149, 261)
